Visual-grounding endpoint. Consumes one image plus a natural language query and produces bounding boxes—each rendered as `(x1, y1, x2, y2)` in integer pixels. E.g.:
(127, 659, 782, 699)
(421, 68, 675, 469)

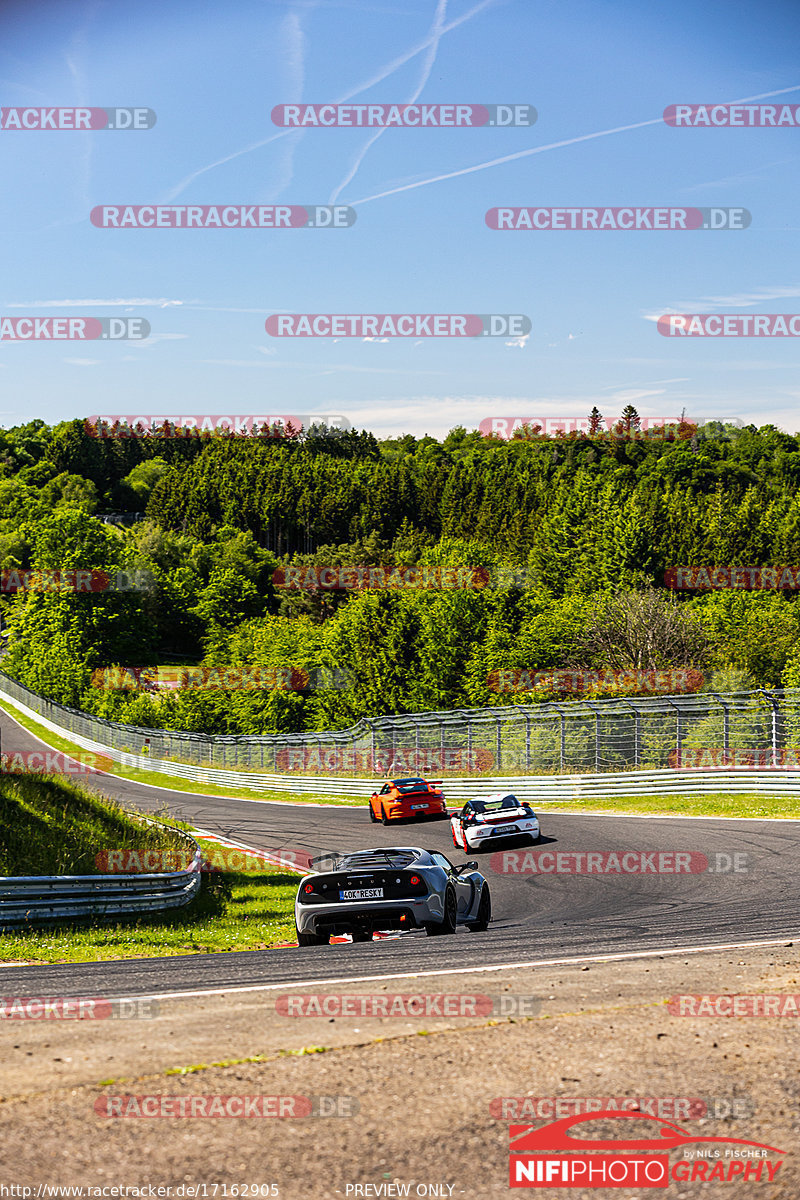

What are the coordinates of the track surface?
(2, 710, 799, 996)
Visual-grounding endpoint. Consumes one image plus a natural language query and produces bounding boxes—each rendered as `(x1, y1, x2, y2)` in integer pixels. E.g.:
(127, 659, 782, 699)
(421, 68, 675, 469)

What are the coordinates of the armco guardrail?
(0, 670, 799, 800)
(0, 668, 797, 777)
(0, 847, 202, 927)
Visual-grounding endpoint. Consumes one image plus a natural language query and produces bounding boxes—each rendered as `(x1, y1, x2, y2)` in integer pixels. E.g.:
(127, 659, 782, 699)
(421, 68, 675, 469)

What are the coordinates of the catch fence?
(0, 670, 795, 779)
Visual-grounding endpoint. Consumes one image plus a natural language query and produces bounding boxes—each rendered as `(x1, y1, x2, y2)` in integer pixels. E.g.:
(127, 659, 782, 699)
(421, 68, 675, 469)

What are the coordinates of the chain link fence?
(0, 670, 797, 779)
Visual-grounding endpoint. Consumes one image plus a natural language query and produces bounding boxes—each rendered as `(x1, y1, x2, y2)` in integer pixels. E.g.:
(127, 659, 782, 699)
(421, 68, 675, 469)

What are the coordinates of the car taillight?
(409, 875, 420, 885)
(303, 883, 314, 894)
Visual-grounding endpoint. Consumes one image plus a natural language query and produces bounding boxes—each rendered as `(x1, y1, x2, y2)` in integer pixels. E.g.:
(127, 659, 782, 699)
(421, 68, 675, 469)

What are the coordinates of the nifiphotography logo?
(508, 1111, 786, 1187)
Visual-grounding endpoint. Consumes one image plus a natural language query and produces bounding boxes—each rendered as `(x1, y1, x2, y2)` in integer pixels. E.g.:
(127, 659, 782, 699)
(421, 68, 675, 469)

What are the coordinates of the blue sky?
(1, 0, 799, 439)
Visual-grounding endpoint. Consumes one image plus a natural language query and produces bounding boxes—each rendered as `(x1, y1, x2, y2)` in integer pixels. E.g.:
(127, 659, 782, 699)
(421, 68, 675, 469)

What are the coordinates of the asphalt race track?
(2, 709, 799, 997)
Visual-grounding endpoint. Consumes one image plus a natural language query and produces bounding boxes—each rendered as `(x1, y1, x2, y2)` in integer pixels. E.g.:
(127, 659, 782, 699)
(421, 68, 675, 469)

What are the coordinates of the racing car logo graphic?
(509, 1111, 786, 1188)
(509, 1110, 785, 1154)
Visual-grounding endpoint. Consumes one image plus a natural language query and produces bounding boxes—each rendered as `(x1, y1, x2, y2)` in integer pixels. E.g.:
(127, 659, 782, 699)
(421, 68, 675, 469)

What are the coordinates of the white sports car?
(451, 793, 540, 852)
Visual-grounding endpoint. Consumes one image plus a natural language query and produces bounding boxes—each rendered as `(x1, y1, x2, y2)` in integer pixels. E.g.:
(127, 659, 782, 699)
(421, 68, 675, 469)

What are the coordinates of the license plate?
(411, 803, 429, 810)
(494, 825, 518, 834)
(339, 887, 383, 900)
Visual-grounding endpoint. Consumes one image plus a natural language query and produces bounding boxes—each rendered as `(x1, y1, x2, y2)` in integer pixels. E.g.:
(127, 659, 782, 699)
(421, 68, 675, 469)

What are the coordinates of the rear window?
(483, 796, 523, 812)
(313, 849, 420, 871)
(393, 778, 428, 792)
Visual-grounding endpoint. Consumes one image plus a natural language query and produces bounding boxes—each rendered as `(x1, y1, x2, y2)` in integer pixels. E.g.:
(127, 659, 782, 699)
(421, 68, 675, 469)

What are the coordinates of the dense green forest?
(2, 414, 800, 734)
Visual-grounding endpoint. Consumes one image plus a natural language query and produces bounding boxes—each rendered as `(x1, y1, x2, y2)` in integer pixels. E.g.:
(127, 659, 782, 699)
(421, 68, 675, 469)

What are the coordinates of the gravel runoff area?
(0, 943, 798, 1198)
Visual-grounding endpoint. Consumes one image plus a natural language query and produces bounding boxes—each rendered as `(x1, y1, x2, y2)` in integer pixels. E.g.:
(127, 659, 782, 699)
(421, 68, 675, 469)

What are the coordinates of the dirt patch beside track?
(0, 944, 798, 1196)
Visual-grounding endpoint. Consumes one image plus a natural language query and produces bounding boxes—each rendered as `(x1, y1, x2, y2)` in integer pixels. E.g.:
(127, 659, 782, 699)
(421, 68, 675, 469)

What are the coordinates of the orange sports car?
(368, 776, 448, 824)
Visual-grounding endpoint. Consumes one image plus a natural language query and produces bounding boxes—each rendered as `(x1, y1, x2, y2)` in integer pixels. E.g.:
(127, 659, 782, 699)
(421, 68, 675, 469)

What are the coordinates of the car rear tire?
(467, 885, 491, 932)
(296, 929, 330, 946)
(381, 808, 390, 825)
(425, 887, 457, 936)
(368, 802, 377, 822)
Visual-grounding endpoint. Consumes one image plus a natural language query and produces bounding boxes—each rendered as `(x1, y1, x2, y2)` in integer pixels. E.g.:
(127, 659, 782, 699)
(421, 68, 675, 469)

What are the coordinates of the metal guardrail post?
(496, 715, 502, 771)
(666, 698, 681, 764)
(710, 692, 729, 756)
(760, 689, 780, 764)
(623, 700, 641, 769)
(547, 702, 567, 773)
(584, 701, 601, 772)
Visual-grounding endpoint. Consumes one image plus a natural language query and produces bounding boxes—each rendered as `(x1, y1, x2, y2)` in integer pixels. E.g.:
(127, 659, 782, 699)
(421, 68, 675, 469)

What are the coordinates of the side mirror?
(458, 861, 479, 873)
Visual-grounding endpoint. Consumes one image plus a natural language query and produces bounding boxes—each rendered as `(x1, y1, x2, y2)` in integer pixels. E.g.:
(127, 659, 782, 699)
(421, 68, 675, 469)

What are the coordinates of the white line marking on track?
(97, 935, 799, 1006)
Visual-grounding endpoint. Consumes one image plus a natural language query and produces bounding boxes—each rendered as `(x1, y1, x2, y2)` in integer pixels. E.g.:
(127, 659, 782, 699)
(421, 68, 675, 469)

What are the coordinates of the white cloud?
(644, 287, 800, 321)
(7, 298, 184, 309)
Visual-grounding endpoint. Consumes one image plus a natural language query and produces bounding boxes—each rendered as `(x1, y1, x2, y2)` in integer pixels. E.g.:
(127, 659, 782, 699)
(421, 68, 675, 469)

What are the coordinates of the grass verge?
(0, 772, 187, 877)
(536, 793, 800, 819)
(0, 772, 301, 964)
(0, 864, 300, 964)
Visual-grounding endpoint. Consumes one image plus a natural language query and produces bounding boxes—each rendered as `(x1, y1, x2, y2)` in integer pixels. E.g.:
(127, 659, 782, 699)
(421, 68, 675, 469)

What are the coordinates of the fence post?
(623, 700, 641, 769)
(511, 705, 531, 771)
(666, 698, 681, 765)
(548, 702, 567, 773)
(584, 701, 601, 773)
(496, 716, 502, 771)
(710, 693, 729, 757)
(760, 689, 780, 764)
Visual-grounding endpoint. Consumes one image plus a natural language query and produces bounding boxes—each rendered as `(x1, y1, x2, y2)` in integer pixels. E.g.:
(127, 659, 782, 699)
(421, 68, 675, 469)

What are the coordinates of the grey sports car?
(294, 846, 492, 945)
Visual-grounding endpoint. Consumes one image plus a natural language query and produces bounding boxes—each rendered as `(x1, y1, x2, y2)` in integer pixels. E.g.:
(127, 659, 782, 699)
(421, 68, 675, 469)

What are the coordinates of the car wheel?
(451, 824, 460, 849)
(368, 802, 377, 822)
(426, 887, 457, 936)
(381, 807, 391, 825)
(296, 929, 330, 946)
(466, 885, 492, 932)
(531, 831, 541, 844)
